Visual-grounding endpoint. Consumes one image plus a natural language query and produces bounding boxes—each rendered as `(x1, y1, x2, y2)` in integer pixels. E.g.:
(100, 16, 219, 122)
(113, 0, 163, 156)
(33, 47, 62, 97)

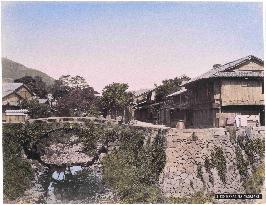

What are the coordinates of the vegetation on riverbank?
(3, 124, 34, 200)
(3, 122, 265, 203)
(3, 122, 167, 203)
(102, 127, 166, 203)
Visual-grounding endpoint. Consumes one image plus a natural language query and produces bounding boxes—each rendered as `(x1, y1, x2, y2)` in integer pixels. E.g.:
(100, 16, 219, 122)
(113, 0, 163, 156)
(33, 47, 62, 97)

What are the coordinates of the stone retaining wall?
(159, 126, 265, 198)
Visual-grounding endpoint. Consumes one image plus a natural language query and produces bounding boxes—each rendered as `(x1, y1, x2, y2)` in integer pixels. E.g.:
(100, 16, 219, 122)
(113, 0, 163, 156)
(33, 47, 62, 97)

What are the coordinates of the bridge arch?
(23, 121, 112, 169)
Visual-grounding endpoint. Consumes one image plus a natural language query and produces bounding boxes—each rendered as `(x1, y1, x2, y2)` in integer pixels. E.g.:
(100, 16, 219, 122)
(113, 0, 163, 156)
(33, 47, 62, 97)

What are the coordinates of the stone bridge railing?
(28, 116, 119, 125)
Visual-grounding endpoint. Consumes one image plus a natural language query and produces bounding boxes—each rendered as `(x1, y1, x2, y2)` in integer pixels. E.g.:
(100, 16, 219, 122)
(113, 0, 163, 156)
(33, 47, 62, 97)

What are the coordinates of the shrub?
(211, 146, 227, 183)
(102, 127, 166, 203)
(243, 163, 265, 194)
(3, 124, 34, 200)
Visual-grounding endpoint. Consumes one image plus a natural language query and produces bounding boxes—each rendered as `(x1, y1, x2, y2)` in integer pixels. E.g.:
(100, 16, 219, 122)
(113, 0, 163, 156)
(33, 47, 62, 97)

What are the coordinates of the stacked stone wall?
(159, 126, 265, 198)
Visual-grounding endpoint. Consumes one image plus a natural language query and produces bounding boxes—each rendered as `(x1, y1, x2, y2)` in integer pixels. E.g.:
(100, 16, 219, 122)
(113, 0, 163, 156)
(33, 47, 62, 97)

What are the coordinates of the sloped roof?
(185, 55, 264, 85)
(5, 109, 28, 116)
(167, 87, 187, 97)
(5, 109, 28, 113)
(133, 88, 152, 97)
(2, 83, 24, 98)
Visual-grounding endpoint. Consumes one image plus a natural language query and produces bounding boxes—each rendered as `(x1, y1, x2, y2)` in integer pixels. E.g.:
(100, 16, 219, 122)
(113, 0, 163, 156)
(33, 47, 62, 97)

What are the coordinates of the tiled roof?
(5, 109, 28, 113)
(186, 55, 264, 85)
(5, 109, 28, 116)
(212, 71, 263, 78)
(2, 83, 23, 98)
(167, 87, 187, 97)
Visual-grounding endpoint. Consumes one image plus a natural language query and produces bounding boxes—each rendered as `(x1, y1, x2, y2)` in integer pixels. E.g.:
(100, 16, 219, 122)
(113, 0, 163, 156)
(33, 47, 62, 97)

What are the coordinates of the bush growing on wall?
(227, 127, 265, 192)
(102, 127, 166, 203)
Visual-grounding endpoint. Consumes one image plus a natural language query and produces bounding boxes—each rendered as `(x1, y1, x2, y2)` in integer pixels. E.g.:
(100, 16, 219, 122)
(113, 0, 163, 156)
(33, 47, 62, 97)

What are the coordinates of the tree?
(50, 75, 99, 117)
(50, 75, 93, 99)
(20, 99, 52, 119)
(49, 79, 69, 99)
(14, 76, 48, 98)
(101, 83, 133, 119)
(55, 87, 99, 117)
(154, 75, 190, 102)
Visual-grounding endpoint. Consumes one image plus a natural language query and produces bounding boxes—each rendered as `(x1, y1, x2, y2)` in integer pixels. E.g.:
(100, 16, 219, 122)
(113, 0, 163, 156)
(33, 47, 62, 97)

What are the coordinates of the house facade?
(133, 89, 161, 123)
(2, 83, 34, 123)
(3, 109, 29, 124)
(134, 55, 264, 128)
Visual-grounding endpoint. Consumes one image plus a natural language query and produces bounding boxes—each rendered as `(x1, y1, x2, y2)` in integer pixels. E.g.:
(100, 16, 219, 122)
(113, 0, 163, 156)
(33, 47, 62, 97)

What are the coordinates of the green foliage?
(210, 146, 227, 183)
(102, 127, 166, 203)
(78, 122, 107, 155)
(51, 75, 99, 117)
(101, 83, 133, 118)
(196, 164, 204, 185)
(14, 76, 48, 98)
(253, 138, 265, 159)
(199, 147, 227, 184)
(234, 132, 264, 181)
(154, 75, 190, 102)
(51, 75, 92, 98)
(204, 158, 211, 173)
(21, 99, 52, 119)
(3, 121, 166, 203)
(235, 147, 248, 179)
(50, 78, 70, 99)
(166, 192, 214, 204)
(55, 87, 99, 117)
(3, 124, 34, 200)
(243, 138, 265, 168)
(204, 158, 214, 185)
(243, 163, 265, 194)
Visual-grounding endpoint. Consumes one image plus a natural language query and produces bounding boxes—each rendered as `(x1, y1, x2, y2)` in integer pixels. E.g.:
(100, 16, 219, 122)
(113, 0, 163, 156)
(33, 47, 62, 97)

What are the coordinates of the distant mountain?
(2, 58, 55, 85)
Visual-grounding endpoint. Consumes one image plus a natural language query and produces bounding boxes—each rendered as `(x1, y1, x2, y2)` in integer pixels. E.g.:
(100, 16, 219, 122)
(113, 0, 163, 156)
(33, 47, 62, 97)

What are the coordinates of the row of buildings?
(133, 55, 264, 128)
(2, 55, 264, 128)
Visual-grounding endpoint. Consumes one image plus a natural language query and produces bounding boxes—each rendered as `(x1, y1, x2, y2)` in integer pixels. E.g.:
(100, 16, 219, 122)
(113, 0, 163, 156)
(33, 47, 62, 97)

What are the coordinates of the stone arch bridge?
(23, 118, 121, 170)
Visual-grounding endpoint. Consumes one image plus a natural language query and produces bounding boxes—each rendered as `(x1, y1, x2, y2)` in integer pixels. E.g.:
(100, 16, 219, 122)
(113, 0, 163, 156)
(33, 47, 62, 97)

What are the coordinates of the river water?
(38, 165, 114, 203)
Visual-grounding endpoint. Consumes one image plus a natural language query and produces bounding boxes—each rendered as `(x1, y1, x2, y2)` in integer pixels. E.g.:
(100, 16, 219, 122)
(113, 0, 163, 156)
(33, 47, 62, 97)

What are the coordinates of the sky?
(1, 2, 264, 92)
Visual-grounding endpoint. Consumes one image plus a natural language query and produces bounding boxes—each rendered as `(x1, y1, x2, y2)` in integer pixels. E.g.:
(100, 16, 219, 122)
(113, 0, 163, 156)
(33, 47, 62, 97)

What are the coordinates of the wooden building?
(163, 55, 264, 128)
(134, 55, 264, 128)
(159, 87, 188, 127)
(2, 83, 34, 123)
(133, 89, 161, 123)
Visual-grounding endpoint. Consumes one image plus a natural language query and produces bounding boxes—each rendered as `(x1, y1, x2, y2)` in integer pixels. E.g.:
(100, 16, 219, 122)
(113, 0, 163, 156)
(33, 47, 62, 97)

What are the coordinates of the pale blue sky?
(1, 2, 264, 92)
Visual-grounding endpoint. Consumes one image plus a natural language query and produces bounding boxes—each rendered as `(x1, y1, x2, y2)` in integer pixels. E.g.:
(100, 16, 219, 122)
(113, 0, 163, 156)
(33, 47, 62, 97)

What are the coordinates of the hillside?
(2, 58, 55, 85)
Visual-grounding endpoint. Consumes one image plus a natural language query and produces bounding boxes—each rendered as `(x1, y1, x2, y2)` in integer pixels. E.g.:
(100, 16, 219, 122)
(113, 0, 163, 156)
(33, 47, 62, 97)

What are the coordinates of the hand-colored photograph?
(1, 1, 264, 204)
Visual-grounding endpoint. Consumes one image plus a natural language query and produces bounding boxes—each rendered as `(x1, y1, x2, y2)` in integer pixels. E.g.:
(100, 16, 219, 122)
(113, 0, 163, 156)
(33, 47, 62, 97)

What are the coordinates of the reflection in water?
(40, 165, 109, 203)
